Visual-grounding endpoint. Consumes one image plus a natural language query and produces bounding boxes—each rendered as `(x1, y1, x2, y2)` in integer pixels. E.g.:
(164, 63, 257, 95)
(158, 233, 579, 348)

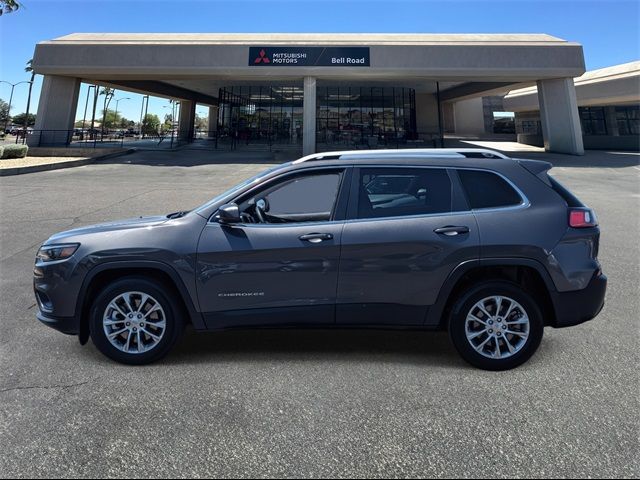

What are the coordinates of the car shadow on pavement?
(163, 328, 468, 369)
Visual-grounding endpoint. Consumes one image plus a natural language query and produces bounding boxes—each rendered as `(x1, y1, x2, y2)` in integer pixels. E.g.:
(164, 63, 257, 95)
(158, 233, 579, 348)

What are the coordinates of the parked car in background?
(15, 128, 33, 138)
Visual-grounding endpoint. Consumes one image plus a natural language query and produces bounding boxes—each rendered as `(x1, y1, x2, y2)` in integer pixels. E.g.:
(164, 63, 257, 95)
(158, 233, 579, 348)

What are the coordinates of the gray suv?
(34, 149, 607, 370)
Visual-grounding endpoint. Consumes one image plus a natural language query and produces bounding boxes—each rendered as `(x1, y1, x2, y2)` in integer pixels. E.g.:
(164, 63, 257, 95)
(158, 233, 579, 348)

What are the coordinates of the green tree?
(0, 98, 9, 126)
(11, 112, 36, 127)
(99, 87, 115, 134)
(101, 109, 124, 130)
(142, 113, 160, 135)
(23, 59, 36, 130)
(195, 113, 208, 131)
(163, 113, 173, 132)
(0, 0, 20, 15)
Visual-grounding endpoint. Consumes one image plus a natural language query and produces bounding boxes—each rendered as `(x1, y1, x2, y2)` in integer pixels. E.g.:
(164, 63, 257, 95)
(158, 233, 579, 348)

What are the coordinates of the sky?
(0, 0, 638, 124)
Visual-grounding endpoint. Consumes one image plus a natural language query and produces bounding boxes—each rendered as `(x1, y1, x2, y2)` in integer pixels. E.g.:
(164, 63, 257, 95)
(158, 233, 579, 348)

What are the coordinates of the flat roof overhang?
(504, 61, 640, 111)
(31, 33, 586, 104)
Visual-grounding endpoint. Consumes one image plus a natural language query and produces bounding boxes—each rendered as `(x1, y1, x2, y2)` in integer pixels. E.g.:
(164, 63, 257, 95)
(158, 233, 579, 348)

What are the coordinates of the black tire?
(89, 276, 184, 365)
(448, 281, 544, 371)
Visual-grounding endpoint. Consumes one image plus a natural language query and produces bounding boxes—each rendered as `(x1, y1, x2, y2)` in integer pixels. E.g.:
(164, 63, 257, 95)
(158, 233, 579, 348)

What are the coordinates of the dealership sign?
(249, 47, 370, 67)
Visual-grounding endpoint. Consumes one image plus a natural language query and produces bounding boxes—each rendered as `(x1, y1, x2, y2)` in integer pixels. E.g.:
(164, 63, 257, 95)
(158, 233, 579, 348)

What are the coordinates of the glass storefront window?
(316, 86, 416, 149)
(616, 106, 639, 136)
(520, 120, 540, 135)
(217, 85, 417, 149)
(218, 85, 303, 146)
(579, 107, 607, 135)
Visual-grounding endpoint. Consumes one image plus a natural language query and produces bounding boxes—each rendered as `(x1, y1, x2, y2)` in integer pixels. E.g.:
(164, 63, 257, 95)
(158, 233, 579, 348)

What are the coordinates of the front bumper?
(36, 309, 79, 335)
(551, 272, 607, 328)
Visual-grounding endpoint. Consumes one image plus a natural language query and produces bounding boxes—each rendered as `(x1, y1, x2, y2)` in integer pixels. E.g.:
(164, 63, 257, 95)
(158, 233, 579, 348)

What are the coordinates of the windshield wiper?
(166, 210, 189, 219)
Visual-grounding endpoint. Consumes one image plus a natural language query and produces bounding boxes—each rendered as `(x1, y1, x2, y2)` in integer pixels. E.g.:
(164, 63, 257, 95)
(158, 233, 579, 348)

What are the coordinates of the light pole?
(197, 109, 207, 138)
(1, 80, 32, 133)
(89, 87, 99, 142)
(139, 95, 148, 138)
(81, 85, 96, 141)
(113, 97, 130, 146)
(163, 101, 177, 147)
(171, 100, 182, 148)
(113, 97, 130, 131)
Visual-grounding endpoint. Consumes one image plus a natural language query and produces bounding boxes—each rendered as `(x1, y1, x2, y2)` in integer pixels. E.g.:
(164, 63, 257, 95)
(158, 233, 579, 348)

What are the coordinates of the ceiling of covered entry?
(160, 79, 466, 97)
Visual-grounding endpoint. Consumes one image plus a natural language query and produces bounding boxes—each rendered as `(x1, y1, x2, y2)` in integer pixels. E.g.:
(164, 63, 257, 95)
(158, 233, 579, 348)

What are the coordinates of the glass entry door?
(217, 86, 304, 147)
(316, 86, 417, 150)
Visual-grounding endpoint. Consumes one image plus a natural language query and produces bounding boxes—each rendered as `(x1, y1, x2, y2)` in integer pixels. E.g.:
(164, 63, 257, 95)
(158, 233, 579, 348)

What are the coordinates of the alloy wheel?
(102, 291, 167, 354)
(464, 295, 530, 359)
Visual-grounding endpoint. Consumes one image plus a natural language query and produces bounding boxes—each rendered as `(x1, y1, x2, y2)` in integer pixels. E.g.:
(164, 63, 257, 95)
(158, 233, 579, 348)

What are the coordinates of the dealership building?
(30, 33, 590, 155)
(504, 61, 639, 151)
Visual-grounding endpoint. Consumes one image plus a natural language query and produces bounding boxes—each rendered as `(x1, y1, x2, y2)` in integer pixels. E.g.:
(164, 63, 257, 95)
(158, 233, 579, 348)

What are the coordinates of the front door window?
(237, 171, 343, 224)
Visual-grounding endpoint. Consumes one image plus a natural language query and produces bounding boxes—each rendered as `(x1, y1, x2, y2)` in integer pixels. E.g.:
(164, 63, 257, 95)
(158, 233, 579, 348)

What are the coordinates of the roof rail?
(293, 148, 511, 163)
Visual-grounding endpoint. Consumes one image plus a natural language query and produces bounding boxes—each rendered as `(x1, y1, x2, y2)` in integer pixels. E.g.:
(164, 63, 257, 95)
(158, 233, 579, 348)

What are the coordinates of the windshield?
(194, 164, 287, 214)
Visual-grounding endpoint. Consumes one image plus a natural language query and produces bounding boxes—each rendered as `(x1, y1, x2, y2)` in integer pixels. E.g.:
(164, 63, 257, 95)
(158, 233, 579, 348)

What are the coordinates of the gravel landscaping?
(0, 155, 90, 169)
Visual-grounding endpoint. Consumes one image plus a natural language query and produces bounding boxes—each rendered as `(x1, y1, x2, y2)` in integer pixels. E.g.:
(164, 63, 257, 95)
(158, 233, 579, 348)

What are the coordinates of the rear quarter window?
(548, 175, 584, 207)
(457, 169, 523, 209)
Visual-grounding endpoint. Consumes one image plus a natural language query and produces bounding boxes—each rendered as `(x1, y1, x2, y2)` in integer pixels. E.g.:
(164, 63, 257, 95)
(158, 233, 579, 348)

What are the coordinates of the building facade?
(504, 61, 640, 151)
(30, 33, 587, 154)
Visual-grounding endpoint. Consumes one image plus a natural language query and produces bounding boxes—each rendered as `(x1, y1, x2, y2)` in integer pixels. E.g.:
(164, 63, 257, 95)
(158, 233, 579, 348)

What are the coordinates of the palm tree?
(1, 0, 21, 16)
(23, 59, 35, 137)
(99, 87, 115, 137)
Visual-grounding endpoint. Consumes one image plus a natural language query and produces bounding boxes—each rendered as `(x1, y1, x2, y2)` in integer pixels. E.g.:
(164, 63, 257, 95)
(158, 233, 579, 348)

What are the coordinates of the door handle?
(434, 226, 470, 236)
(299, 233, 333, 243)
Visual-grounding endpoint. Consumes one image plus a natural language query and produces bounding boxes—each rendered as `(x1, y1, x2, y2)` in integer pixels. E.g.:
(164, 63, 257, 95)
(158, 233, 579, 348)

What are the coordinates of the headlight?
(36, 243, 80, 262)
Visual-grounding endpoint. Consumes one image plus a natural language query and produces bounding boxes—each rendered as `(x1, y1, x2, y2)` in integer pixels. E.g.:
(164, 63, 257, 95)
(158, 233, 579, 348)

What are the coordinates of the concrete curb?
(0, 149, 137, 176)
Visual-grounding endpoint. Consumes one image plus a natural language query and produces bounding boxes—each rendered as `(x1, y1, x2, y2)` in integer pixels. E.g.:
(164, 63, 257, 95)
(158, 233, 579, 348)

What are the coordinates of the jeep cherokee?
(34, 149, 607, 370)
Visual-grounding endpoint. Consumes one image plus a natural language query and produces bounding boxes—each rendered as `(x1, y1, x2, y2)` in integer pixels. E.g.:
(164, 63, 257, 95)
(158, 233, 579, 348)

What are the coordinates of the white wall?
(415, 93, 439, 133)
(452, 97, 485, 135)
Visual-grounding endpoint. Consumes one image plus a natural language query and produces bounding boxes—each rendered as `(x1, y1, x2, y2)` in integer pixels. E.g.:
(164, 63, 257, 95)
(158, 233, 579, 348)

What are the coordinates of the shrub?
(1, 144, 28, 159)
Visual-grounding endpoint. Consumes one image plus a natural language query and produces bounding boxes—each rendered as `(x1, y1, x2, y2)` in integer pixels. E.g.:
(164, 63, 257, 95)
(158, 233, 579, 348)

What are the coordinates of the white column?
(303, 76, 317, 156)
(208, 105, 218, 138)
(178, 100, 196, 142)
(29, 75, 81, 146)
(537, 78, 584, 155)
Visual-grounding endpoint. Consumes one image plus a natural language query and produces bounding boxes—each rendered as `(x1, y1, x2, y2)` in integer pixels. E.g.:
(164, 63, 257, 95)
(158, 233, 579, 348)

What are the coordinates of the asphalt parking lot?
(1, 148, 638, 478)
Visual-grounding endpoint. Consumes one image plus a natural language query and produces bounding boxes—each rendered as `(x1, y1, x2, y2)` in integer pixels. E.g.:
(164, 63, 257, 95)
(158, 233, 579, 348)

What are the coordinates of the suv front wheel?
(449, 281, 544, 370)
(89, 277, 184, 365)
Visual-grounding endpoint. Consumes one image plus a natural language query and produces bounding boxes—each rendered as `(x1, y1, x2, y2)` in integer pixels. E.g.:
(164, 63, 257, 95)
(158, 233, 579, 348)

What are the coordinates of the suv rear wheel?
(89, 277, 184, 365)
(449, 281, 544, 370)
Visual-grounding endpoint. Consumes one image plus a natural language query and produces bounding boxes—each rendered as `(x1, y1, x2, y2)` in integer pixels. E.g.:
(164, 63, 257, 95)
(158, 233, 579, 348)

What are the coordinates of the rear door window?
(356, 168, 453, 219)
(457, 169, 523, 209)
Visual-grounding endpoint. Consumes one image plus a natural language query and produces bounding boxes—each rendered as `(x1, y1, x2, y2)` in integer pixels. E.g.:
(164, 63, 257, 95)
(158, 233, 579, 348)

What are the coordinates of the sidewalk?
(0, 148, 135, 176)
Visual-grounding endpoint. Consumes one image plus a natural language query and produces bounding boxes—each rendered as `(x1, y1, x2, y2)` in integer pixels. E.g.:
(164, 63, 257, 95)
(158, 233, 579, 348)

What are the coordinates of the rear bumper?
(36, 309, 79, 335)
(551, 273, 607, 328)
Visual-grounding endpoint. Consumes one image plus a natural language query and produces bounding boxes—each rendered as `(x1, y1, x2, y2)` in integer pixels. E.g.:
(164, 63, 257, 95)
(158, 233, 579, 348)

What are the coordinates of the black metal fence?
(4, 128, 443, 152)
(7, 129, 188, 150)
(208, 129, 442, 152)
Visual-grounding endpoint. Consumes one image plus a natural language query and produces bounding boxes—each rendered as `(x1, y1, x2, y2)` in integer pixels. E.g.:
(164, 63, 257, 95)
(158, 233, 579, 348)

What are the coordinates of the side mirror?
(214, 203, 241, 224)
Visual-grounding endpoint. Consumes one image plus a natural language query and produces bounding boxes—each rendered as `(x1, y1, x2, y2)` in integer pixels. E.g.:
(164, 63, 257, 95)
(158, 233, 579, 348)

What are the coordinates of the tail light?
(569, 208, 598, 228)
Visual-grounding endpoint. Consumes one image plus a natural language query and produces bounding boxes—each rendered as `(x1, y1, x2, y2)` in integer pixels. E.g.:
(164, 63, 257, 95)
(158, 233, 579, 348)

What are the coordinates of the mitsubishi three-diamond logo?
(254, 49, 270, 64)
